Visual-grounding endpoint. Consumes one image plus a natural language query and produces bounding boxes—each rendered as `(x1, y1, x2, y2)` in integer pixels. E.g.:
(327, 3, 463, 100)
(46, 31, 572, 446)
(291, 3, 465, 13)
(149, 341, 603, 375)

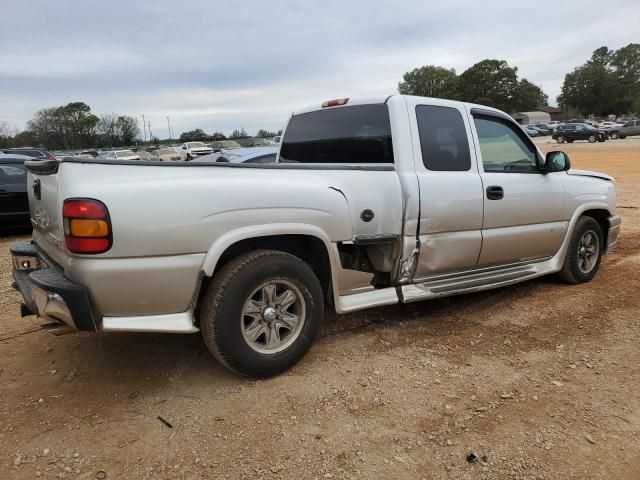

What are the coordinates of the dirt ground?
(1, 139, 639, 480)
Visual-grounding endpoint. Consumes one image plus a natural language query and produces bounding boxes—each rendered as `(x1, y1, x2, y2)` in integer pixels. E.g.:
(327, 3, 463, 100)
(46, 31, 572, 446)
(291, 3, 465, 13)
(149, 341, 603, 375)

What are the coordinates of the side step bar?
(400, 264, 539, 302)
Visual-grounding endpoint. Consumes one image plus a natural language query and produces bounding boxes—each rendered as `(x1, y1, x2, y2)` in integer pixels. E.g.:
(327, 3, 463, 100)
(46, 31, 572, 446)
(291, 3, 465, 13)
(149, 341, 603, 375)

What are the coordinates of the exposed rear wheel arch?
(200, 234, 333, 306)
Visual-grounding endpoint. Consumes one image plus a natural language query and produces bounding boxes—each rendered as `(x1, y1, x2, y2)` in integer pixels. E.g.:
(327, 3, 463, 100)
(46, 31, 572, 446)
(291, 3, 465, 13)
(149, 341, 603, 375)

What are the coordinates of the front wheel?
(558, 216, 603, 284)
(200, 250, 324, 377)
(588, 135, 597, 143)
(556, 136, 565, 143)
(610, 131, 619, 139)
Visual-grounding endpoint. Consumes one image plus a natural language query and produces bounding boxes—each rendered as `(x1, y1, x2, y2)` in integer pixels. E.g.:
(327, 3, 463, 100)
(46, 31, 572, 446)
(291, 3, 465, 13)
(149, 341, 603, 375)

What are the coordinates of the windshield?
(117, 150, 136, 156)
(187, 142, 206, 148)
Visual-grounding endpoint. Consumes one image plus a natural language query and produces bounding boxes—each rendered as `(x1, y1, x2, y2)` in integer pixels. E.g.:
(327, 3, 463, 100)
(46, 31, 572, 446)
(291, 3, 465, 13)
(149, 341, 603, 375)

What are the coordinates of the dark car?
(0, 155, 32, 229)
(531, 124, 552, 135)
(551, 124, 607, 143)
(1, 147, 55, 160)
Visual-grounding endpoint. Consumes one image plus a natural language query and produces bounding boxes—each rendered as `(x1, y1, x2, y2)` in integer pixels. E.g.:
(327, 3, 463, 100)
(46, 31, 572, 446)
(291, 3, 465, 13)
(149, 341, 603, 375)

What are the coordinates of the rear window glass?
(0, 163, 27, 184)
(416, 105, 471, 171)
(280, 104, 393, 164)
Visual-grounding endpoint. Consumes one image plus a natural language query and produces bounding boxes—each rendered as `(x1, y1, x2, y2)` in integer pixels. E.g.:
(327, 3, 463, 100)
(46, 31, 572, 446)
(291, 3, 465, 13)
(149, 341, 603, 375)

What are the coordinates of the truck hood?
(567, 169, 613, 181)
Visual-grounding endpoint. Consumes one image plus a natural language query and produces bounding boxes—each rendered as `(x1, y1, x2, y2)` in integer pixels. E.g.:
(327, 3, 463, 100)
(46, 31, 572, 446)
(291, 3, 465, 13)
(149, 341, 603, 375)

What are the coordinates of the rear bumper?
(607, 214, 621, 250)
(11, 240, 96, 332)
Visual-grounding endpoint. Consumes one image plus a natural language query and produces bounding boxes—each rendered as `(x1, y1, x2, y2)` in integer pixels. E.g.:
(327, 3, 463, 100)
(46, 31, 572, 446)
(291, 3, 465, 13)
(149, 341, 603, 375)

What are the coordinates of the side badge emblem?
(360, 209, 374, 222)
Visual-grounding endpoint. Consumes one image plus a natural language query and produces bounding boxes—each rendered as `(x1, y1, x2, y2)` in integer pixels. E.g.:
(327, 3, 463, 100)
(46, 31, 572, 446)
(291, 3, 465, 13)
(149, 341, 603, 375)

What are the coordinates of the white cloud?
(1, 0, 639, 135)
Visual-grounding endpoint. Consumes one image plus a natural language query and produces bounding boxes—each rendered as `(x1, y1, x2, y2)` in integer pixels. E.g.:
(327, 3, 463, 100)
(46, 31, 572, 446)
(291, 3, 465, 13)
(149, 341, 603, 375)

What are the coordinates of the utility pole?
(148, 121, 153, 142)
(167, 116, 172, 142)
(142, 114, 147, 142)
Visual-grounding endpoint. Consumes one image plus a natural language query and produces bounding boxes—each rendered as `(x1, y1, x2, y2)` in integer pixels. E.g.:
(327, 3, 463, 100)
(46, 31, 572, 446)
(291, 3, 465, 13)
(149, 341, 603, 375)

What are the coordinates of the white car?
(140, 148, 186, 162)
(180, 142, 213, 160)
(101, 149, 140, 161)
(194, 147, 278, 164)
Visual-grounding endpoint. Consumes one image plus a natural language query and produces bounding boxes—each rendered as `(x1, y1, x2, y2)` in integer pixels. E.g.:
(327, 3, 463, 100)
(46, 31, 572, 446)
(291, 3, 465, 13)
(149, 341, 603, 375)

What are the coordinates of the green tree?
(398, 65, 459, 99)
(512, 79, 549, 112)
(457, 60, 519, 111)
(230, 127, 248, 139)
(558, 44, 640, 116)
(179, 129, 208, 142)
(210, 131, 226, 141)
(115, 115, 140, 146)
(256, 129, 277, 138)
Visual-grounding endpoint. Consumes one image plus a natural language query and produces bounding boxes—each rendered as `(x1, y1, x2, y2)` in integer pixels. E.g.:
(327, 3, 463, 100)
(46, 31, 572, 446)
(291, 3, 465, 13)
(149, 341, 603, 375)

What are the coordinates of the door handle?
(486, 185, 504, 200)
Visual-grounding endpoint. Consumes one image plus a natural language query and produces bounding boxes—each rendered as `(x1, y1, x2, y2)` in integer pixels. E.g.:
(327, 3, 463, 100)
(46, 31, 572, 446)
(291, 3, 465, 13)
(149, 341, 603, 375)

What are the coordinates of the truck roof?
(291, 95, 506, 118)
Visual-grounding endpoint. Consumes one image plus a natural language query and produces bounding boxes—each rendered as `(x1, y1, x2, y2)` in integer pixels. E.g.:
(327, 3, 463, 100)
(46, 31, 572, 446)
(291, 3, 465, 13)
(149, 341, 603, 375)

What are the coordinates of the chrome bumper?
(607, 214, 621, 250)
(10, 240, 97, 333)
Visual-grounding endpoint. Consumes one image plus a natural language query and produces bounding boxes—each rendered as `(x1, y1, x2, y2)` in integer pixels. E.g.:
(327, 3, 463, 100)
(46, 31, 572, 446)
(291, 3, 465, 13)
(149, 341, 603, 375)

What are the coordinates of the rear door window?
(280, 104, 393, 164)
(416, 105, 471, 171)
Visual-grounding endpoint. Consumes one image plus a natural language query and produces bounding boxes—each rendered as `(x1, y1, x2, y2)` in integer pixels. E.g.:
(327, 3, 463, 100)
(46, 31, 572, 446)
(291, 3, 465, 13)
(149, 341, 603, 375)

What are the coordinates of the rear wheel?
(558, 216, 603, 284)
(200, 250, 323, 377)
(567, 139, 574, 143)
(556, 136, 565, 143)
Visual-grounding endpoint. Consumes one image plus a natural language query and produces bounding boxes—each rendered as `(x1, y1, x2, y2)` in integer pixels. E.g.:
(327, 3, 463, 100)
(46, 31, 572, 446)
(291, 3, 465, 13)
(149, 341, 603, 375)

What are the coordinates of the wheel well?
(208, 234, 332, 300)
(582, 209, 610, 250)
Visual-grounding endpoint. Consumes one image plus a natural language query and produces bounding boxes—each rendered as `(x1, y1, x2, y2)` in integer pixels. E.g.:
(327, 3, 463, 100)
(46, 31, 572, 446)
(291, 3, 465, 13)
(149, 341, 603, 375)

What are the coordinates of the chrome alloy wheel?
(240, 280, 306, 354)
(577, 230, 599, 274)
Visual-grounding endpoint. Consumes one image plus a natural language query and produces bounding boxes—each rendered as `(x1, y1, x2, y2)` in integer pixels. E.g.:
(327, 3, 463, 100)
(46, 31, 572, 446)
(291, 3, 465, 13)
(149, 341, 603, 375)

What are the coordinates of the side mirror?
(182, 146, 187, 149)
(545, 151, 571, 172)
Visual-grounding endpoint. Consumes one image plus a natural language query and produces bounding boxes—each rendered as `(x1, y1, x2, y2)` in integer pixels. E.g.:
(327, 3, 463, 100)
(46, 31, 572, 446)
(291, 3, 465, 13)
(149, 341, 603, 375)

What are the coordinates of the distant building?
(511, 111, 552, 125)
(535, 106, 565, 121)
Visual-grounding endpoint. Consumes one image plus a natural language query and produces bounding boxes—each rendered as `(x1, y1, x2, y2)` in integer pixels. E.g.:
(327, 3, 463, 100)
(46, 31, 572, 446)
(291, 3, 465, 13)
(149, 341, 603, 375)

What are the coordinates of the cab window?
(474, 116, 539, 173)
(416, 105, 471, 171)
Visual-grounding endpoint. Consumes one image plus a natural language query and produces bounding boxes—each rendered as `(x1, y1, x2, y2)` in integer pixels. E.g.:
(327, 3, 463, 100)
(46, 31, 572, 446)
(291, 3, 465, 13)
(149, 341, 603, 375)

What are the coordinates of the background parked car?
(521, 125, 539, 137)
(0, 153, 33, 229)
(208, 140, 242, 152)
(234, 137, 272, 147)
(180, 141, 213, 159)
(140, 147, 185, 161)
(530, 124, 552, 135)
(1, 148, 55, 160)
(99, 149, 140, 160)
(616, 120, 640, 139)
(552, 124, 607, 143)
(193, 146, 278, 164)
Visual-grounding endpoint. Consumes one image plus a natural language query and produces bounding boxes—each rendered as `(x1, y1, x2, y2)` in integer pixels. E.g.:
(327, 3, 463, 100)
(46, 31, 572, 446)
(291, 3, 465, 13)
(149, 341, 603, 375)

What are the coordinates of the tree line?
(0, 102, 140, 150)
(179, 127, 281, 142)
(399, 43, 640, 117)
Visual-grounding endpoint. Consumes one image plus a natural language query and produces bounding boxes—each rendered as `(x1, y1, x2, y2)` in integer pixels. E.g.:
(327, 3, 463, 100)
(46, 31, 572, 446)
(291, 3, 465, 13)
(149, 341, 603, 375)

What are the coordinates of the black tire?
(200, 249, 324, 377)
(620, 135, 626, 139)
(186, 154, 192, 161)
(588, 135, 597, 143)
(598, 138, 606, 142)
(567, 139, 574, 143)
(558, 216, 603, 284)
(556, 136, 565, 143)
(610, 131, 619, 139)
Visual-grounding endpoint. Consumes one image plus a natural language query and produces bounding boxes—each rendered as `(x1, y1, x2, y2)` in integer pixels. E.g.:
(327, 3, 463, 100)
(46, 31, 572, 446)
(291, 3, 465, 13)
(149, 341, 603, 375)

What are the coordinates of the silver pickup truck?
(12, 95, 620, 377)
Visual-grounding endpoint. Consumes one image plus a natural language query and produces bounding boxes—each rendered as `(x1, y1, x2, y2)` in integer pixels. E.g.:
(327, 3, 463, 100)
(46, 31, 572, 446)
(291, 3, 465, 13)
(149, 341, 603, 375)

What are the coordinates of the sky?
(1, 0, 639, 138)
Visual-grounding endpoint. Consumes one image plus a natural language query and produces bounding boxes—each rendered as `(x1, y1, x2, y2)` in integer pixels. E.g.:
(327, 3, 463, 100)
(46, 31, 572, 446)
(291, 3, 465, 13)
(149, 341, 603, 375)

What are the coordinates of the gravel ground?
(1, 138, 639, 479)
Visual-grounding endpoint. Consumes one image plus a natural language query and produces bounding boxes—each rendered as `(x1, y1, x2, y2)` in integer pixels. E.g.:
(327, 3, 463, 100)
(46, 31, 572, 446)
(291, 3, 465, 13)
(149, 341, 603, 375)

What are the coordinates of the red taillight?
(322, 98, 349, 108)
(63, 199, 112, 254)
(48, 153, 57, 160)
